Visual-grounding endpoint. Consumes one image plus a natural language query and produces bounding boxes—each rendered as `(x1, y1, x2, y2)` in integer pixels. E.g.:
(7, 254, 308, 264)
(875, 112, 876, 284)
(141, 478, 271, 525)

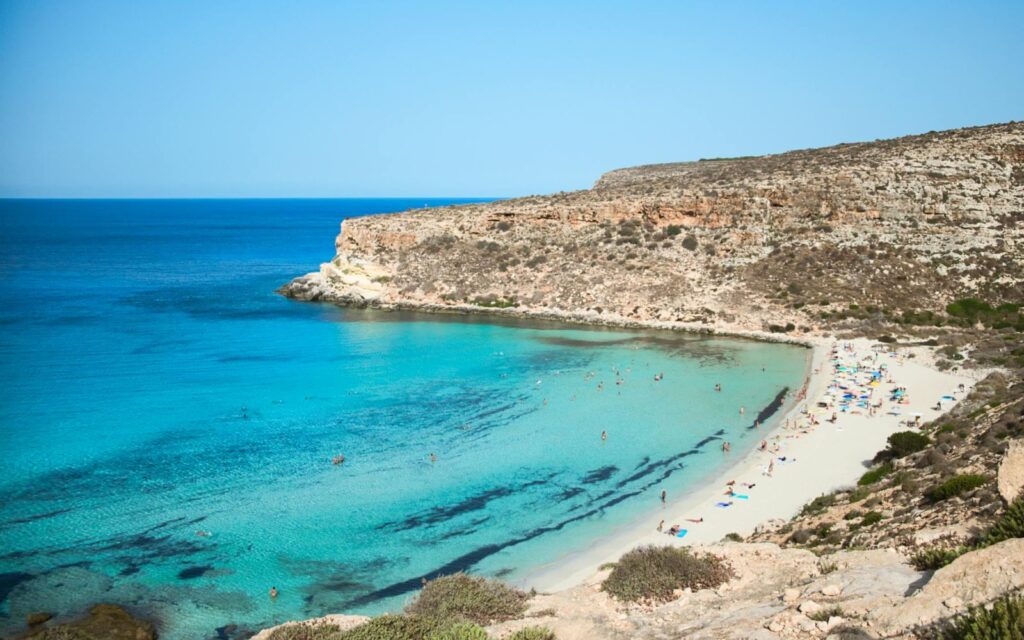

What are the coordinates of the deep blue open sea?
(0, 199, 809, 639)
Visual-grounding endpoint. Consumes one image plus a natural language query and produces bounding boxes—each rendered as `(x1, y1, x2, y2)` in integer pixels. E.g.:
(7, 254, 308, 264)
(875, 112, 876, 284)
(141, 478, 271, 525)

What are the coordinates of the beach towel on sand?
(676, 529, 688, 538)
(715, 502, 732, 508)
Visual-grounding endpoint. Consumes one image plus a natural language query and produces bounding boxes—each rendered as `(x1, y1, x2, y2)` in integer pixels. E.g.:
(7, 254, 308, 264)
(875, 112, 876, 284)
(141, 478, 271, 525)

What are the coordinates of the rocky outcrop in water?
(281, 122, 1024, 336)
(15, 603, 156, 640)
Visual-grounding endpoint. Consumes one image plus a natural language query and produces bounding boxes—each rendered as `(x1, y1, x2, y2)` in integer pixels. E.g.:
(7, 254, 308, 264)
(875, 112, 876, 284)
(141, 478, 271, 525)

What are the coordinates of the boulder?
(24, 604, 156, 640)
(997, 440, 1024, 504)
(799, 600, 822, 614)
(869, 538, 1024, 634)
(821, 584, 842, 597)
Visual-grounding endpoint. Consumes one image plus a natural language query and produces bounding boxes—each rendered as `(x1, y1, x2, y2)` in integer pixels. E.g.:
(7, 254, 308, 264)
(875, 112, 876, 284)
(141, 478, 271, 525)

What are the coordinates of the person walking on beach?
(657, 519, 664, 532)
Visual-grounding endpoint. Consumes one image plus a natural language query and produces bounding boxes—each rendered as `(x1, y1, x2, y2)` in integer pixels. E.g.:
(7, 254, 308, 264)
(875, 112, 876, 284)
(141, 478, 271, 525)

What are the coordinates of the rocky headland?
(280, 122, 1024, 342)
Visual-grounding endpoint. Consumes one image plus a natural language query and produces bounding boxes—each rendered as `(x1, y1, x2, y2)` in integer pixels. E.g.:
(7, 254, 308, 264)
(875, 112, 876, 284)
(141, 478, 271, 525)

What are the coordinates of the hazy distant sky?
(1, 1, 1022, 198)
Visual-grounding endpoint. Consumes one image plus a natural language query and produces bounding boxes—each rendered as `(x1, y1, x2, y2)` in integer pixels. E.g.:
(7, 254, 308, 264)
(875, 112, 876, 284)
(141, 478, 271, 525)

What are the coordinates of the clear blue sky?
(1, 1, 1022, 198)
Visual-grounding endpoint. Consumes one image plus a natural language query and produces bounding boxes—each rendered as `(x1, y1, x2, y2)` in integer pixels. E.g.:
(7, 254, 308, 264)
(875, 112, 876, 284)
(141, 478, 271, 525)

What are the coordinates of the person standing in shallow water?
(660, 489, 667, 503)
(429, 453, 437, 464)
(601, 430, 607, 442)
(269, 586, 278, 599)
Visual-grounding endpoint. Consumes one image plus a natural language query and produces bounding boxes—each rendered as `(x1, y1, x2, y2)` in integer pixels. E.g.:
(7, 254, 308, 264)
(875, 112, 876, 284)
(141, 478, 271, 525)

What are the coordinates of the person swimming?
(332, 454, 345, 465)
(429, 453, 437, 464)
(269, 586, 278, 599)
(601, 430, 607, 442)
(714, 383, 721, 392)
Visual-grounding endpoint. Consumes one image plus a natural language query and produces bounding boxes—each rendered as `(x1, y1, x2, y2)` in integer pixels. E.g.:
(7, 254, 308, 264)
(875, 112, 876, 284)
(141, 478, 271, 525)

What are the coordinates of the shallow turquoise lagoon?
(0, 199, 808, 639)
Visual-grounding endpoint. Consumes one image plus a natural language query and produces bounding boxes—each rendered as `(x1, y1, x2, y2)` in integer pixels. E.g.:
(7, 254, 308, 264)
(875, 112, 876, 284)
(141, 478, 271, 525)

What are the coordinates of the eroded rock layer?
(281, 122, 1024, 334)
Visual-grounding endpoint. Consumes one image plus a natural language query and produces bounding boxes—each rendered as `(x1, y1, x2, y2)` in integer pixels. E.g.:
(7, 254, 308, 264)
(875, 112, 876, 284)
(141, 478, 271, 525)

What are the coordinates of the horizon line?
(0, 195, 507, 201)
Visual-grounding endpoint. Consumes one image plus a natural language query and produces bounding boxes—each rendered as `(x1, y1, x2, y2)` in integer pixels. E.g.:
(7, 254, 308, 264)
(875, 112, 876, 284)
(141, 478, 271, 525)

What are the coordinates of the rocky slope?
(281, 122, 1024, 336)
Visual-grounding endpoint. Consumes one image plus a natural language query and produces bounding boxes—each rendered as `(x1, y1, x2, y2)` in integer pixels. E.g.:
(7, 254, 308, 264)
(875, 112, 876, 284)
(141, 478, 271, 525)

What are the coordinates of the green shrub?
(724, 532, 743, 542)
(911, 547, 966, 571)
(946, 298, 994, 318)
(942, 593, 1024, 639)
(861, 511, 883, 526)
(427, 622, 489, 640)
(980, 496, 1024, 547)
(340, 615, 445, 640)
(887, 431, 930, 457)
(666, 225, 682, 236)
(847, 486, 871, 502)
(808, 606, 844, 622)
(602, 545, 733, 603)
(859, 462, 894, 486)
(682, 235, 699, 251)
(507, 627, 556, 640)
(405, 573, 528, 625)
(801, 494, 837, 516)
(927, 474, 988, 502)
(268, 623, 342, 640)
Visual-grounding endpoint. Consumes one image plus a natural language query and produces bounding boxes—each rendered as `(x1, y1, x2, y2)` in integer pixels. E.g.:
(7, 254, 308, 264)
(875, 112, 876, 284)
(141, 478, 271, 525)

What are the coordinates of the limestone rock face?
(281, 122, 1024, 334)
(998, 440, 1024, 504)
(869, 538, 1024, 635)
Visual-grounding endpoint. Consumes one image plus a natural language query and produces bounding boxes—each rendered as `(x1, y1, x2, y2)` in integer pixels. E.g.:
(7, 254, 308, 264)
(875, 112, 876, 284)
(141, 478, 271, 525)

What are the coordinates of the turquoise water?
(0, 199, 809, 639)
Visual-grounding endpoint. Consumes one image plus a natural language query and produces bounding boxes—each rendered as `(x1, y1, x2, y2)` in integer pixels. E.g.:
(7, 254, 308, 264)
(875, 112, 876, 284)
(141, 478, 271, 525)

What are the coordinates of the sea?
(0, 199, 809, 639)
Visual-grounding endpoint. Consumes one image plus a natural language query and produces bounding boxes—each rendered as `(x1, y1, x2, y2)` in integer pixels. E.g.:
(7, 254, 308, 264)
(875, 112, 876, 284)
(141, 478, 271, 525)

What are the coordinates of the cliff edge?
(281, 122, 1024, 336)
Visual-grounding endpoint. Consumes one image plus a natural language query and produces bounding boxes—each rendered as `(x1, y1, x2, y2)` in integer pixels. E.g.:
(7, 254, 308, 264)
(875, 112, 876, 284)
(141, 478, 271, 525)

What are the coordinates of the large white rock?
(869, 539, 1024, 634)
(998, 440, 1024, 504)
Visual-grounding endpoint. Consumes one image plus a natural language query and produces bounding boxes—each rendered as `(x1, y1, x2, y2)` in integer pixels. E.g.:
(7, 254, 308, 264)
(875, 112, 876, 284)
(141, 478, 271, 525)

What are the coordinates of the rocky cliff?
(281, 122, 1024, 336)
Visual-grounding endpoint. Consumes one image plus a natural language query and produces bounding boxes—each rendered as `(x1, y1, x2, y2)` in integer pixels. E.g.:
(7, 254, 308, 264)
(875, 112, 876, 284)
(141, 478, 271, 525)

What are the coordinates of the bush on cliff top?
(426, 622, 489, 640)
(981, 495, 1024, 547)
(507, 627, 556, 640)
(336, 615, 446, 640)
(602, 545, 732, 603)
(911, 547, 967, 571)
(926, 474, 988, 502)
(941, 593, 1024, 640)
(858, 461, 894, 486)
(404, 573, 529, 626)
(886, 431, 931, 458)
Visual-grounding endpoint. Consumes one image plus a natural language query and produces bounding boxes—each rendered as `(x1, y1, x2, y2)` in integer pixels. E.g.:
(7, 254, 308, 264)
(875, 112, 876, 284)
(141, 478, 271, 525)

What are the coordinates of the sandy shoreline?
(523, 336, 981, 593)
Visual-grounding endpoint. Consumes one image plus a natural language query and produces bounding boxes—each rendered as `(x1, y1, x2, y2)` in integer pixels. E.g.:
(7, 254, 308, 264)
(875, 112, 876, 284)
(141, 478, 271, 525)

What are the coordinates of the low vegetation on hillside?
(267, 574, 544, 640)
(601, 545, 733, 604)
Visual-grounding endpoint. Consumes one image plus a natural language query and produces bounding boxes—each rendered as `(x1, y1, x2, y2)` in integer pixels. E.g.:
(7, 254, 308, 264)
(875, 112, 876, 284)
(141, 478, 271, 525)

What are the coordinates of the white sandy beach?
(526, 337, 982, 593)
